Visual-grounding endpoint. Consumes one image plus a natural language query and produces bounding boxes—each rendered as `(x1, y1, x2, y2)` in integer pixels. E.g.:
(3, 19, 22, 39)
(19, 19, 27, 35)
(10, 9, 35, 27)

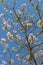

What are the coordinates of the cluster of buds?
(13, 29, 17, 34)
(16, 54, 22, 61)
(28, 33, 37, 43)
(26, 55, 31, 61)
(37, 20, 43, 27)
(2, 20, 11, 30)
(37, 20, 43, 32)
(22, 21, 26, 27)
(16, 35, 22, 40)
(16, 10, 21, 16)
(12, 47, 16, 52)
(1, 38, 9, 54)
(2, 44, 9, 54)
(10, 58, 14, 65)
(22, 20, 32, 28)
(27, 22, 32, 29)
(37, 50, 43, 57)
(7, 32, 14, 42)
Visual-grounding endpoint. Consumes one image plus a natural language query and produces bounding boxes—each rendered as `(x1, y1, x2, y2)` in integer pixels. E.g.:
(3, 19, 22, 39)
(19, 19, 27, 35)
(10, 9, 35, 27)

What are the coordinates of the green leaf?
(15, 48, 18, 52)
(35, 6, 39, 11)
(18, 44, 23, 49)
(0, 0, 4, 3)
(41, 60, 43, 64)
(16, 17, 21, 21)
(23, 47, 26, 50)
(0, 0, 2, 3)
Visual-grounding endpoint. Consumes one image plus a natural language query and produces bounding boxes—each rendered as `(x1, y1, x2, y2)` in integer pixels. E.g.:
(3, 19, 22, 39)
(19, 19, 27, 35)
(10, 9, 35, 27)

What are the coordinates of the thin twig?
(32, 42, 43, 49)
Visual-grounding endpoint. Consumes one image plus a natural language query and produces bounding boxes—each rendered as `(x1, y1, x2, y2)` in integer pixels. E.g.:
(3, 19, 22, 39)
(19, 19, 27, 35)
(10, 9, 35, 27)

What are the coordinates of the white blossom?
(2, 21, 11, 30)
(22, 20, 32, 28)
(22, 21, 26, 26)
(7, 32, 14, 42)
(12, 47, 16, 52)
(1, 38, 6, 44)
(37, 50, 43, 56)
(4, 44, 9, 49)
(37, 20, 43, 27)
(28, 33, 37, 43)
(21, 3, 26, 8)
(16, 54, 22, 61)
(3, 49, 6, 54)
(13, 29, 17, 34)
(7, 32, 11, 36)
(2, 60, 7, 65)
(0, 13, 5, 18)
(8, 35, 14, 42)
(27, 23, 32, 28)
(10, 58, 14, 65)
(16, 35, 22, 40)
(16, 10, 21, 15)
(26, 55, 30, 61)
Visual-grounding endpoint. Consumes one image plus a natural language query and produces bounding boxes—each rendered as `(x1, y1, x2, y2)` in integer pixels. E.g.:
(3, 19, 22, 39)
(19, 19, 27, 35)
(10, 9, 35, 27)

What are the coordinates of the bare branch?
(32, 42, 43, 49)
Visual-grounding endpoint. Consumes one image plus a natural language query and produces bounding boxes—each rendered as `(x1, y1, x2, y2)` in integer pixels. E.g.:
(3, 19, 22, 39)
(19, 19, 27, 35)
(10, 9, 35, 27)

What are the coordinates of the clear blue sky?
(0, 0, 43, 65)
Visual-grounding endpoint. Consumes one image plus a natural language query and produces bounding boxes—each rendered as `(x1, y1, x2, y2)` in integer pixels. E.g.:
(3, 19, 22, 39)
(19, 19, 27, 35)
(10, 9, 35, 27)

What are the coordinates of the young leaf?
(0, 0, 4, 3)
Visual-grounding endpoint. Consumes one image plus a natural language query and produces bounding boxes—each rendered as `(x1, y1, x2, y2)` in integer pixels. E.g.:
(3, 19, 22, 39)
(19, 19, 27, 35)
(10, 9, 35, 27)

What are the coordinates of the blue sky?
(0, 0, 43, 65)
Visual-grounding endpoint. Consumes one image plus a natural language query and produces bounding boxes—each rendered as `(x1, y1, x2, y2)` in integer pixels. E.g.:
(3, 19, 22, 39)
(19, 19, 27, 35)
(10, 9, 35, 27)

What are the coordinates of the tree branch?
(32, 42, 43, 49)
